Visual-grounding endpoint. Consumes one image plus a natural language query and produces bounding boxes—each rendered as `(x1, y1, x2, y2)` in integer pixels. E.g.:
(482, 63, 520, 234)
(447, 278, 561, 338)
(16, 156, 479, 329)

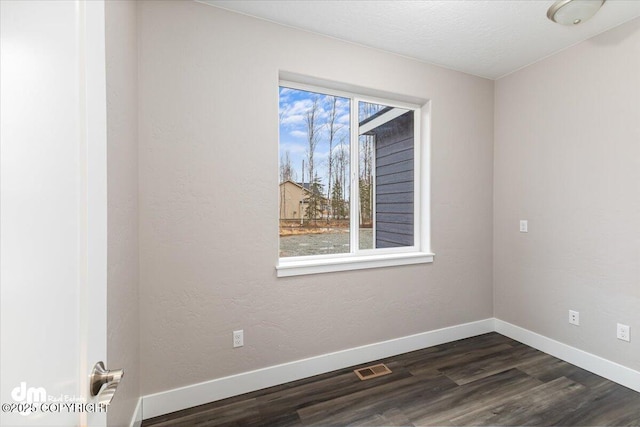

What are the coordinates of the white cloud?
(281, 114, 306, 126)
(290, 130, 306, 138)
(287, 99, 315, 115)
(332, 143, 350, 156)
(280, 142, 306, 154)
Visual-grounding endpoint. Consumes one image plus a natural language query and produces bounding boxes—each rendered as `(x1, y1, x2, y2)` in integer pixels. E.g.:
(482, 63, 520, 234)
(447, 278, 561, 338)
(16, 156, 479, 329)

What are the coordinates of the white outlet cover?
(519, 220, 528, 233)
(233, 330, 244, 348)
(569, 310, 579, 326)
(617, 323, 630, 342)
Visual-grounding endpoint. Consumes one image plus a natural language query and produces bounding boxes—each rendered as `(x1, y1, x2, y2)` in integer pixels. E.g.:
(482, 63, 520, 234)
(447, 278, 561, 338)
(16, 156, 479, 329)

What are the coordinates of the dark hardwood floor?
(142, 333, 640, 426)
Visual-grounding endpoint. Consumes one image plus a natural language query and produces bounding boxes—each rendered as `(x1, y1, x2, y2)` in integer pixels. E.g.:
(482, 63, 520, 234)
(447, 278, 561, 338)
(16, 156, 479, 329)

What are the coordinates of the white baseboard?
(142, 318, 640, 420)
(142, 318, 494, 419)
(129, 397, 143, 427)
(495, 318, 640, 393)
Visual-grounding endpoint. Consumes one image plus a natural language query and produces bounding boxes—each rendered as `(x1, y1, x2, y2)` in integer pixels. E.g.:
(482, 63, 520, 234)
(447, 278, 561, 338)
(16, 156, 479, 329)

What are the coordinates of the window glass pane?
(358, 101, 414, 250)
(359, 101, 384, 123)
(279, 86, 350, 257)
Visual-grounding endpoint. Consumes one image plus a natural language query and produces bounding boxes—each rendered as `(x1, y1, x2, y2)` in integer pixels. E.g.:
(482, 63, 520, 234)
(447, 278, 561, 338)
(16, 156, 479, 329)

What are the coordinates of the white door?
(1, 1, 109, 426)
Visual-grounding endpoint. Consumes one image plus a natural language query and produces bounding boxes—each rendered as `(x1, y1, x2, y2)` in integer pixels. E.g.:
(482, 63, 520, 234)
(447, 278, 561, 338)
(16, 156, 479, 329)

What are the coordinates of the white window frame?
(276, 79, 434, 277)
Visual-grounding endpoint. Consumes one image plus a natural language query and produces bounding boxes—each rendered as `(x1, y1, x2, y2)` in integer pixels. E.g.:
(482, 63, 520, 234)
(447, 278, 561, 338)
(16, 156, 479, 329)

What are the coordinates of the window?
(277, 80, 433, 277)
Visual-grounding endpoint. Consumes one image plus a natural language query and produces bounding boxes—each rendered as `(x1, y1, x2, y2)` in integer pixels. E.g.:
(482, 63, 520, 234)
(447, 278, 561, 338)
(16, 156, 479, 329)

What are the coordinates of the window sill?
(276, 252, 434, 277)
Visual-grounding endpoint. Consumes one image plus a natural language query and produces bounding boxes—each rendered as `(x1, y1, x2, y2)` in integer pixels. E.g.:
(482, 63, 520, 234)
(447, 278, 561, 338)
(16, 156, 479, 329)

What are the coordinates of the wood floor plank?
(245, 411, 303, 427)
(298, 371, 457, 426)
(407, 368, 543, 426)
(257, 360, 412, 420)
(438, 343, 542, 385)
(397, 334, 516, 374)
(517, 353, 611, 388)
(449, 376, 585, 426)
(144, 398, 261, 427)
(406, 343, 514, 377)
(388, 333, 514, 368)
(346, 408, 414, 427)
(554, 381, 640, 426)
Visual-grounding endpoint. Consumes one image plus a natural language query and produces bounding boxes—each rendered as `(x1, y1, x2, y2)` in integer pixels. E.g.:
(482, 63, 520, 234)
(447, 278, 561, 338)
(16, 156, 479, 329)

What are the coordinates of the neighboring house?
(361, 108, 415, 248)
(279, 180, 329, 220)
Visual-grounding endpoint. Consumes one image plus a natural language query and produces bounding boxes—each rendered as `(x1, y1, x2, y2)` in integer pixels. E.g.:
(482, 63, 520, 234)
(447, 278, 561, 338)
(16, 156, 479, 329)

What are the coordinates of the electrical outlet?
(520, 220, 528, 233)
(569, 310, 579, 326)
(233, 330, 244, 348)
(617, 323, 630, 342)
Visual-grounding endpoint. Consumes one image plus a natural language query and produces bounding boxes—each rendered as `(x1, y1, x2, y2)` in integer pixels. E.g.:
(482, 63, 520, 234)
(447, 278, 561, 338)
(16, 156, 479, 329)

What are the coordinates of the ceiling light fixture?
(547, 0, 606, 25)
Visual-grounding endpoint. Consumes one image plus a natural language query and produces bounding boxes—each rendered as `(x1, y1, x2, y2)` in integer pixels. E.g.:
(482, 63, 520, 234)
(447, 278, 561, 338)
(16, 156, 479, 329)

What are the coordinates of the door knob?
(90, 361, 124, 405)
(95, 382, 119, 406)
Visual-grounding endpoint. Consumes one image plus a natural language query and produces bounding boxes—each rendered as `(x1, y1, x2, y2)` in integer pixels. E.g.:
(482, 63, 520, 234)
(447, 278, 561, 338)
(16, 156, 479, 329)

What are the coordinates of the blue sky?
(279, 86, 350, 188)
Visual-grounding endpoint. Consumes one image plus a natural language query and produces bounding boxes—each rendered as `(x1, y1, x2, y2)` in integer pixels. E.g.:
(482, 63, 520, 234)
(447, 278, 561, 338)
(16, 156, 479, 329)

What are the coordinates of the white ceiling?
(202, 0, 640, 79)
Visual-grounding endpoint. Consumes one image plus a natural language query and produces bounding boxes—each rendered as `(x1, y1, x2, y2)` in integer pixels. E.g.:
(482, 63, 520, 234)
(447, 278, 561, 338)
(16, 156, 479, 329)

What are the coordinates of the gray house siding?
(373, 111, 414, 248)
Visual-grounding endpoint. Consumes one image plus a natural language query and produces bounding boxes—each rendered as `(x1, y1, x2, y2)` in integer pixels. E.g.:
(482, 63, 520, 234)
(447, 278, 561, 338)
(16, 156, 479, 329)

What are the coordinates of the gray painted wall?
(106, 1, 140, 425)
(494, 17, 640, 371)
(138, 0, 494, 396)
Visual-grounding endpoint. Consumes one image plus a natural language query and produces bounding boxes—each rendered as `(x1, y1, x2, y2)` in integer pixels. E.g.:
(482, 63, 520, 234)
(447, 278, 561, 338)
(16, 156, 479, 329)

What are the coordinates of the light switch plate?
(520, 220, 528, 233)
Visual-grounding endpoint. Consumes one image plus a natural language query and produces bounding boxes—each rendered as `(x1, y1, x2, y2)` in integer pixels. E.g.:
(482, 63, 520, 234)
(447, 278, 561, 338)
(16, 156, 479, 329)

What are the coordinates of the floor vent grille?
(354, 363, 392, 381)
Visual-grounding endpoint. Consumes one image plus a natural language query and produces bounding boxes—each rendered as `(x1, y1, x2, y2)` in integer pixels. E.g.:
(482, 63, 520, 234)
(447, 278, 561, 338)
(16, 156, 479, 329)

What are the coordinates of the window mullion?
(413, 108, 421, 250)
(371, 134, 376, 249)
(350, 97, 359, 255)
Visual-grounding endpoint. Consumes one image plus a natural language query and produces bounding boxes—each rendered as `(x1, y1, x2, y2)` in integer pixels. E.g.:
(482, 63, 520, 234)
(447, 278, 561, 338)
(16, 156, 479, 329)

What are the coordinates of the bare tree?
(334, 137, 349, 220)
(325, 96, 343, 217)
(279, 150, 297, 220)
(305, 97, 321, 189)
(279, 150, 295, 183)
(358, 102, 383, 226)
